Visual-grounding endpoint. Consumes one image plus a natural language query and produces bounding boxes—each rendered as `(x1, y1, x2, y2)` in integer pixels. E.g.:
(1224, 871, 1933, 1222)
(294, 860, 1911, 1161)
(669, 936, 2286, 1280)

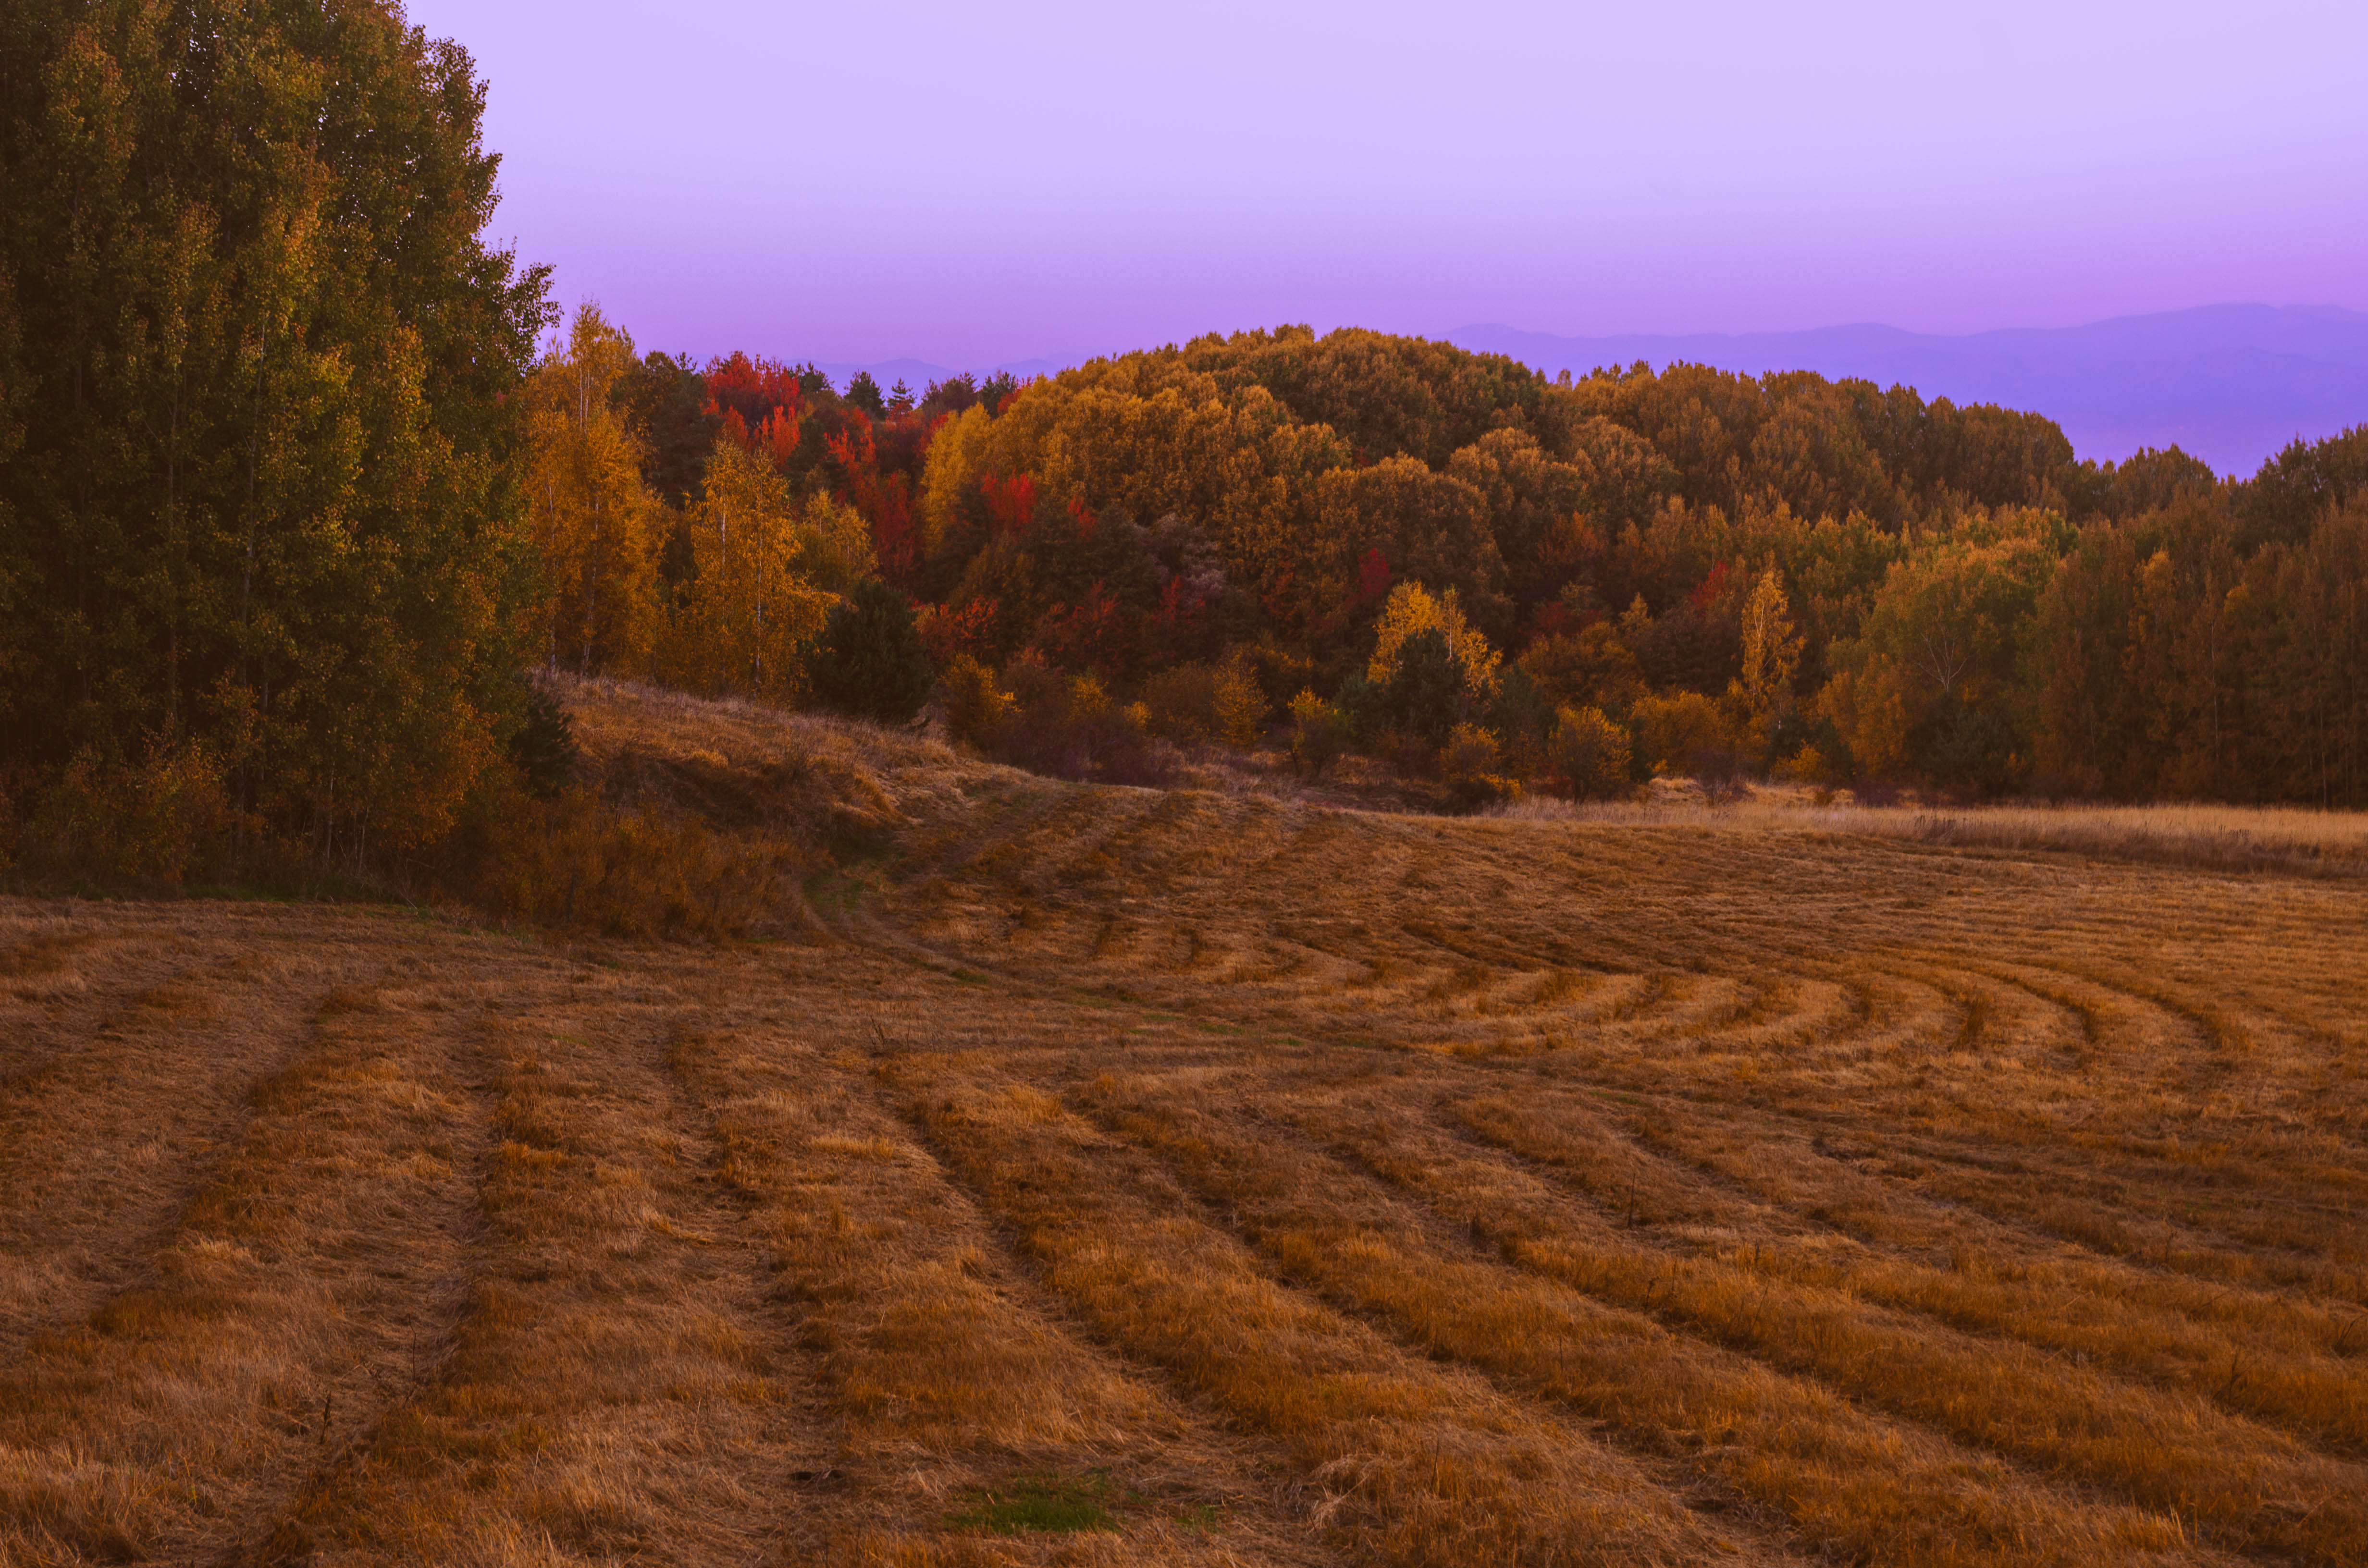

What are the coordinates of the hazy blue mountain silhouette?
(1451, 305, 2368, 477)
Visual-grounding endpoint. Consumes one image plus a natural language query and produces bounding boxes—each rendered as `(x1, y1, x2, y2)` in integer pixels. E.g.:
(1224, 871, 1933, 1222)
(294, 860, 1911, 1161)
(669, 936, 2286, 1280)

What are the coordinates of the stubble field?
(4, 682, 2366, 1567)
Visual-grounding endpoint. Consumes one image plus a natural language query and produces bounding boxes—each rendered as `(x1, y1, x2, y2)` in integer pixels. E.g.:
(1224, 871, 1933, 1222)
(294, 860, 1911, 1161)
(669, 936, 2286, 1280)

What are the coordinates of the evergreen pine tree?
(811, 579, 935, 723)
(1385, 629, 1465, 747)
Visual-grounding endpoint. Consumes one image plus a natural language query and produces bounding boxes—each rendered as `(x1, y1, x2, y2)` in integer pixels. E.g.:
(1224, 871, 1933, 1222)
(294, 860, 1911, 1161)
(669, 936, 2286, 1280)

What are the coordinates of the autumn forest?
(7, 0, 2368, 894)
(519, 305, 2368, 813)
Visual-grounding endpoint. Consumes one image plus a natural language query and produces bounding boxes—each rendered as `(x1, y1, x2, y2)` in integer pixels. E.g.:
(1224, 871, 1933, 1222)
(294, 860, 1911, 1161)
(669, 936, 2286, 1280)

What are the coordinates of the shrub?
(1545, 707, 1634, 800)
(956, 655, 1170, 784)
(1287, 690, 1349, 777)
(1214, 656, 1270, 749)
(811, 579, 936, 723)
(1141, 664, 1222, 746)
(455, 781, 797, 940)
(27, 745, 234, 886)
(1628, 690, 1740, 779)
(1441, 724, 1517, 809)
(942, 655, 1016, 747)
(1773, 717, 1855, 785)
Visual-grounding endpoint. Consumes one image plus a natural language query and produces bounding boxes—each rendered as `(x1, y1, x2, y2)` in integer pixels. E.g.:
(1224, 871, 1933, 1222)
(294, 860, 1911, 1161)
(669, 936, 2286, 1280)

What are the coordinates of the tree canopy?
(0, 0, 551, 857)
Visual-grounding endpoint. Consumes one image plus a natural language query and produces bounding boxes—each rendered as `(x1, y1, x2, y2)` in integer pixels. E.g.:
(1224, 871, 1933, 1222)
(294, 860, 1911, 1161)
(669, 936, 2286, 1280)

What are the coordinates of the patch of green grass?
(1172, 1501, 1229, 1533)
(799, 866, 869, 917)
(945, 1470, 1120, 1535)
(948, 968, 988, 985)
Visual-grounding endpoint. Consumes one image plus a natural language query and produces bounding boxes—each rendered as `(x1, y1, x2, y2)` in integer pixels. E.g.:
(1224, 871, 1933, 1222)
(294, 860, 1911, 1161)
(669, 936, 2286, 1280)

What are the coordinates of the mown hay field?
(4, 683, 2366, 1567)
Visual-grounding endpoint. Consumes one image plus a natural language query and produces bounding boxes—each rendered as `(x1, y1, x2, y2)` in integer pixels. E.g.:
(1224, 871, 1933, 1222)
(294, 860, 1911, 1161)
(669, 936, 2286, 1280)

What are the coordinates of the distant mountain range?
(1449, 305, 2368, 477)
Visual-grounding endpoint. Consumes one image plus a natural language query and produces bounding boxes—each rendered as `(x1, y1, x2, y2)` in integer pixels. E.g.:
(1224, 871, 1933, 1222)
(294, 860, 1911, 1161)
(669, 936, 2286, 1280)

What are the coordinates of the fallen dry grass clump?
(4, 679, 2365, 1565)
(447, 675, 1023, 940)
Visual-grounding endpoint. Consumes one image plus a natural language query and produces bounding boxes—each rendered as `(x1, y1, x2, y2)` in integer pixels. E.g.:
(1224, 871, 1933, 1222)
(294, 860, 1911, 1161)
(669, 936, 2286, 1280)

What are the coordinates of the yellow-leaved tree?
(1733, 563, 1803, 747)
(664, 438, 874, 701)
(1368, 582, 1501, 695)
(919, 403, 996, 552)
(524, 303, 659, 676)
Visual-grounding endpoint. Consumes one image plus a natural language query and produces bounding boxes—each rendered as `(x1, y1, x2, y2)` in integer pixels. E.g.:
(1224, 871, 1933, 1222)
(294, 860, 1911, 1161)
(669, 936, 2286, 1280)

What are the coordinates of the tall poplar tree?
(522, 303, 655, 677)
(0, 0, 551, 857)
(666, 440, 869, 702)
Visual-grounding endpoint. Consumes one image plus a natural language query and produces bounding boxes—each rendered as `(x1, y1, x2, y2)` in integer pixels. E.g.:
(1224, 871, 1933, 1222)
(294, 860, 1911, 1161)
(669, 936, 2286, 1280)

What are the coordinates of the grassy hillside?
(3, 682, 2364, 1566)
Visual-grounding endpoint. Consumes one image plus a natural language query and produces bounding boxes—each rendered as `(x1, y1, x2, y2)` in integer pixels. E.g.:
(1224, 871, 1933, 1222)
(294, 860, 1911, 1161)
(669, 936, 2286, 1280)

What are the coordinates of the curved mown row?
(2, 765, 2363, 1566)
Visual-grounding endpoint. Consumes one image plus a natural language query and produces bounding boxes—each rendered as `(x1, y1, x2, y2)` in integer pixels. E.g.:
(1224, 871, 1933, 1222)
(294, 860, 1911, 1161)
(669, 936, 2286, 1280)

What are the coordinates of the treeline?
(6, 0, 2365, 908)
(549, 313, 2368, 807)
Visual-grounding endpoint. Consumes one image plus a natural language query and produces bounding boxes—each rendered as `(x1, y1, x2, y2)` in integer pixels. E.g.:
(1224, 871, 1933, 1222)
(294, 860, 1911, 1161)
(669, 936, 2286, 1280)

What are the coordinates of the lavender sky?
(405, 0, 2368, 370)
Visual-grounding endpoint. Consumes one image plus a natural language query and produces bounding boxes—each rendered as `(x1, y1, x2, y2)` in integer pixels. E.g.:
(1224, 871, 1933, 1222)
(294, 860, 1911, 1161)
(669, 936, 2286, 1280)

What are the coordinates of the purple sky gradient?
(404, 0, 2368, 370)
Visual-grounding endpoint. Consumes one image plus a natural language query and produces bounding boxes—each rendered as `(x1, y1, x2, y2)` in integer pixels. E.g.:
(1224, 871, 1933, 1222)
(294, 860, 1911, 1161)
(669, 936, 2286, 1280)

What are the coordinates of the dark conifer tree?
(811, 579, 935, 723)
(1384, 629, 1464, 747)
(844, 370, 887, 417)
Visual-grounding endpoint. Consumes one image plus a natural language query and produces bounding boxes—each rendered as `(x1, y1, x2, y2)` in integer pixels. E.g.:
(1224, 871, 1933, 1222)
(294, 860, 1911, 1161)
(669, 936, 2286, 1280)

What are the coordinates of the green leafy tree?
(1820, 538, 2053, 786)
(0, 0, 552, 863)
(811, 579, 935, 723)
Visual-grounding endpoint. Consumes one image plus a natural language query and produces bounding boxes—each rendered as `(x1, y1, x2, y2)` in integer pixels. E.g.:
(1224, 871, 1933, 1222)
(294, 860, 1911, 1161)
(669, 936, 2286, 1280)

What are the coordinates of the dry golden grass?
(1500, 785, 2368, 877)
(4, 678, 2365, 1565)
